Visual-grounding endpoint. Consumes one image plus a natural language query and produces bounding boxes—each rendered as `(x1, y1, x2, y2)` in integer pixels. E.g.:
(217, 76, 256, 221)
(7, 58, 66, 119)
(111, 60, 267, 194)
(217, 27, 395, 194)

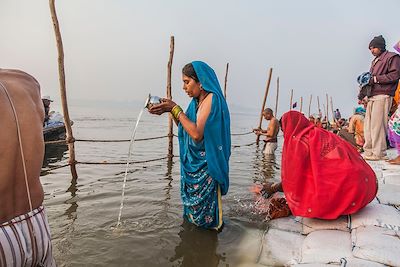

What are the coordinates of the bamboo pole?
(223, 63, 229, 99)
(289, 89, 293, 110)
(326, 93, 329, 123)
(256, 68, 273, 145)
(274, 77, 279, 116)
(317, 96, 321, 117)
(323, 104, 327, 119)
(300, 96, 303, 113)
(166, 36, 175, 158)
(49, 0, 78, 179)
(330, 96, 335, 122)
(308, 94, 313, 117)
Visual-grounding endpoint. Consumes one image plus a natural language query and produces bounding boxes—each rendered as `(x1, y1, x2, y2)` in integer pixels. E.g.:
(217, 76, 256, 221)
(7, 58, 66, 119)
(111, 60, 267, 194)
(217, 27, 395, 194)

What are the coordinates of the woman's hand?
(148, 98, 177, 115)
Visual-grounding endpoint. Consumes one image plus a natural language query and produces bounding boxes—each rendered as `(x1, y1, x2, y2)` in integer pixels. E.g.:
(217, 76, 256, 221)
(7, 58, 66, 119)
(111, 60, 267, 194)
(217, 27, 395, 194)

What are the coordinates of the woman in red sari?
(277, 111, 377, 219)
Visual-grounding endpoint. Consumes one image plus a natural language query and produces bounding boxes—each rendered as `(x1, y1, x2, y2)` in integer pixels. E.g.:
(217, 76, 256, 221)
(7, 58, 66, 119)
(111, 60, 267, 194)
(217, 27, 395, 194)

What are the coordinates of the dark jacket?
(369, 51, 400, 96)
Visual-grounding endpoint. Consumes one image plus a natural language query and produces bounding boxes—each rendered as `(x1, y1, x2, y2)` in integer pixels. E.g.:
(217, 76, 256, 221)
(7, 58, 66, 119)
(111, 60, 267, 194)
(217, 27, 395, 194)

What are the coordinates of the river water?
(41, 103, 282, 267)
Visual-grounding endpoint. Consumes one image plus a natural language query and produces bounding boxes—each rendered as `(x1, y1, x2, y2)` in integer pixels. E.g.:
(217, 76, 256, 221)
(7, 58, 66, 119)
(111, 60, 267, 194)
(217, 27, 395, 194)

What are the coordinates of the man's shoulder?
(384, 51, 400, 60)
(0, 69, 40, 87)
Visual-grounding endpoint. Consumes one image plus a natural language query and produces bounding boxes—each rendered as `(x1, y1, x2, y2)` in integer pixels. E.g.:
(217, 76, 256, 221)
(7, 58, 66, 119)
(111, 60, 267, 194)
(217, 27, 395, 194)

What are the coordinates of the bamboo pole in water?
(289, 89, 293, 110)
(49, 0, 78, 179)
(256, 68, 273, 145)
(308, 94, 313, 117)
(224, 63, 229, 99)
(274, 77, 279, 116)
(300, 96, 303, 113)
(167, 36, 175, 158)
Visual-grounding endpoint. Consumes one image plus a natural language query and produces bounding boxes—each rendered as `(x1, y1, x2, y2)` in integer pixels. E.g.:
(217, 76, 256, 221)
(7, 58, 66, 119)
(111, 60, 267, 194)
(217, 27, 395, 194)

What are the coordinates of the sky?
(0, 0, 399, 117)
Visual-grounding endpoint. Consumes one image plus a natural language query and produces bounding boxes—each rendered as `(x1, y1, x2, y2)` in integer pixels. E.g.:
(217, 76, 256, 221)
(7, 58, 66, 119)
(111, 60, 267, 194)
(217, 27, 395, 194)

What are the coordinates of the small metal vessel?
(144, 94, 162, 109)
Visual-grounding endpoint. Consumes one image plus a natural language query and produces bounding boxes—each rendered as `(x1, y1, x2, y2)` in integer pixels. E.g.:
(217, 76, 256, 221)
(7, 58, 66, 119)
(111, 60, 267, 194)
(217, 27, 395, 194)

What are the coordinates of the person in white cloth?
(254, 108, 280, 155)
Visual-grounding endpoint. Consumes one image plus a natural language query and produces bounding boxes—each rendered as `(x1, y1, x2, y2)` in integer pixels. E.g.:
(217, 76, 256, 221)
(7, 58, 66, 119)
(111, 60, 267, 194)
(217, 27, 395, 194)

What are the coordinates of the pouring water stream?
(116, 94, 161, 228)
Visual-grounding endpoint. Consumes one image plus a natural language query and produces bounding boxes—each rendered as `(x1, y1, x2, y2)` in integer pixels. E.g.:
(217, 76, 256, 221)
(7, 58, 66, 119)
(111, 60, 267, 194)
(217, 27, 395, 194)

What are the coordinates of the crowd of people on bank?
(0, 35, 399, 266)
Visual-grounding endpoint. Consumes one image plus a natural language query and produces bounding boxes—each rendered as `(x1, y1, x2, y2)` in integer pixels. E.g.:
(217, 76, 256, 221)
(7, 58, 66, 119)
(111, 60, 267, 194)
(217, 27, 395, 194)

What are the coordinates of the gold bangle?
(171, 105, 183, 120)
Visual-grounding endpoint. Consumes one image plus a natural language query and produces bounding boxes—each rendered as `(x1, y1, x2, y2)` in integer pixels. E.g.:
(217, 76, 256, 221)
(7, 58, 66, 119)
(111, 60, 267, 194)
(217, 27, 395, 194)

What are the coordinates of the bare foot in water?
(388, 156, 400, 165)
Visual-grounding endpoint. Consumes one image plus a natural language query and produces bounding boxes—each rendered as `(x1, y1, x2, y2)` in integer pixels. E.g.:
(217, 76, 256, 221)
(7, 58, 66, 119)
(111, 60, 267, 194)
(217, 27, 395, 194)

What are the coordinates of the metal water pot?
(144, 94, 162, 109)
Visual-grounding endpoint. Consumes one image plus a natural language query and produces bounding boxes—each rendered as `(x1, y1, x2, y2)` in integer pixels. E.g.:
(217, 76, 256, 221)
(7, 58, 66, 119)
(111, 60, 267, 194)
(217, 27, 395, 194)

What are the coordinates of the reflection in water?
(42, 144, 68, 168)
(65, 177, 78, 221)
(163, 156, 174, 205)
(170, 220, 221, 267)
(252, 144, 279, 184)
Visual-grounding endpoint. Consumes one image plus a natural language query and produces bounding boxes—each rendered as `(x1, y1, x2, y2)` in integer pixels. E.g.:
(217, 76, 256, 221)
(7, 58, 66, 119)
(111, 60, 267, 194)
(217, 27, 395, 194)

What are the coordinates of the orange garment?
(348, 114, 365, 146)
(394, 82, 400, 106)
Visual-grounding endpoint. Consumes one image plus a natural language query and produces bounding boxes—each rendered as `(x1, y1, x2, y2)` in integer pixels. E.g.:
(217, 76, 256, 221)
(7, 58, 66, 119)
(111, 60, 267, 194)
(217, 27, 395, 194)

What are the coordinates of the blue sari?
(178, 61, 231, 230)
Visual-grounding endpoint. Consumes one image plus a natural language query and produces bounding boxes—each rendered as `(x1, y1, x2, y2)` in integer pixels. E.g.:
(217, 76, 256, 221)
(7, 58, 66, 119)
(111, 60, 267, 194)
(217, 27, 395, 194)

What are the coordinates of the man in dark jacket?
(363, 35, 400, 160)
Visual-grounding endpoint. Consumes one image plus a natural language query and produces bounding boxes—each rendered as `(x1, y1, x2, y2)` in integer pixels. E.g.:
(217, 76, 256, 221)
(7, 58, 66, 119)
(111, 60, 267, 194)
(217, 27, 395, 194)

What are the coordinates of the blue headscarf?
(178, 61, 231, 195)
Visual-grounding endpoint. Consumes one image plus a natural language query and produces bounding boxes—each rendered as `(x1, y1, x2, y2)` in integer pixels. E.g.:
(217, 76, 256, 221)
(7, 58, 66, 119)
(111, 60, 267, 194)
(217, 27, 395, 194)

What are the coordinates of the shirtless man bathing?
(0, 69, 55, 266)
(254, 108, 280, 155)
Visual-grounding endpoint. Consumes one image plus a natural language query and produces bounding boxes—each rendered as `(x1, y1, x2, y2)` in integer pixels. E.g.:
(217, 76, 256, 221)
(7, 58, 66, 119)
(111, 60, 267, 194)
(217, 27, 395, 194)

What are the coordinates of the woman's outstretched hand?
(148, 98, 177, 115)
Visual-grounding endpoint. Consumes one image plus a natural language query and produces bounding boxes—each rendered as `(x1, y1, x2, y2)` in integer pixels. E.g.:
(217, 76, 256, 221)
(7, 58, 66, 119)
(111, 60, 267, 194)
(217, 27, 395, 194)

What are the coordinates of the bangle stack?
(171, 105, 183, 120)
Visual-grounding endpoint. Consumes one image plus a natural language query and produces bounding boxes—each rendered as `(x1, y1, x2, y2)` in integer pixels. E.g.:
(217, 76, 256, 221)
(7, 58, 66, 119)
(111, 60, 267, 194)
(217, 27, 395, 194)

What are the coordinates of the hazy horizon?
(1, 0, 399, 117)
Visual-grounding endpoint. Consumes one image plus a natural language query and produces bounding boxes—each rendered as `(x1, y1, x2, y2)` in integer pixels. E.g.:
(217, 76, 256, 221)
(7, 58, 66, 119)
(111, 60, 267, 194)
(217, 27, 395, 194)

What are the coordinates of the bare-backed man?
(0, 69, 55, 266)
(254, 108, 280, 155)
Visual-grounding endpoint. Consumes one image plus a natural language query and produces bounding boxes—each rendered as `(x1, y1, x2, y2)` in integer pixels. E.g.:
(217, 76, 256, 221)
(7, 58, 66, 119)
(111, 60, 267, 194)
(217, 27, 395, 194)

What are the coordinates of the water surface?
(41, 103, 282, 266)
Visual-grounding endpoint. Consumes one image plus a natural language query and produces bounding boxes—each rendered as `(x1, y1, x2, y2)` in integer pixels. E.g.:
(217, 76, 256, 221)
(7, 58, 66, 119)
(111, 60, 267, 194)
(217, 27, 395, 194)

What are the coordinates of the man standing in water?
(254, 108, 280, 155)
(363, 35, 400, 160)
(0, 69, 55, 266)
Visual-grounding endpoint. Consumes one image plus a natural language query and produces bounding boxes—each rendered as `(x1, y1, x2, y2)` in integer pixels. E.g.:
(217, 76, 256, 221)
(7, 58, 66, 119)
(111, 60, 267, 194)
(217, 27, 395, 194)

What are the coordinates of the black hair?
(263, 108, 273, 115)
(182, 63, 199, 82)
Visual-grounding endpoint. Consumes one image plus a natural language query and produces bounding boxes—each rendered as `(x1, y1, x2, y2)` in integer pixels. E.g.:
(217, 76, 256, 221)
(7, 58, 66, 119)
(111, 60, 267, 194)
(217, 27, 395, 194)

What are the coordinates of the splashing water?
(116, 107, 145, 228)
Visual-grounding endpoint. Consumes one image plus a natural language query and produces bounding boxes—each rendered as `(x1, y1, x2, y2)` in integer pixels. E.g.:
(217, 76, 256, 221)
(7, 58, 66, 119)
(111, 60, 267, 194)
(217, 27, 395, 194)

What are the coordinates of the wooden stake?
(326, 93, 329, 122)
(300, 96, 303, 113)
(166, 36, 174, 158)
(256, 68, 273, 145)
(49, 0, 77, 179)
(223, 63, 229, 99)
(274, 77, 279, 117)
(289, 89, 293, 110)
(317, 96, 321, 117)
(308, 94, 313, 117)
(330, 96, 335, 122)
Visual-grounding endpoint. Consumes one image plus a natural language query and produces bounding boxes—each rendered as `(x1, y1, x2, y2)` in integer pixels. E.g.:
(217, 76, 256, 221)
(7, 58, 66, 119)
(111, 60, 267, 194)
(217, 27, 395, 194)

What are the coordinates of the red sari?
(281, 111, 377, 219)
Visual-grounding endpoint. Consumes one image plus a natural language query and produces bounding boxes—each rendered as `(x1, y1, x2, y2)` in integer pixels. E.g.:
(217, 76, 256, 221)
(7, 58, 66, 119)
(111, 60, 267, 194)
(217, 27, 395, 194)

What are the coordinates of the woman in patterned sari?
(149, 61, 231, 230)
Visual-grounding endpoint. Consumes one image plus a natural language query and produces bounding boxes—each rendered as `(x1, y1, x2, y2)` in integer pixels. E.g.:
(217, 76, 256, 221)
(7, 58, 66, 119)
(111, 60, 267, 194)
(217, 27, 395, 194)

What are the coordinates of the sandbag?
(301, 230, 352, 264)
(350, 203, 400, 231)
(302, 216, 349, 235)
(384, 174, 400, 186)
(268, 216, 302, 233)
(352, 225, 400, 266)
(290, 264, 334, 267)
(376, 183, 400, 206)
(259, 228, 304, 266)
(340, 257, 386, 267)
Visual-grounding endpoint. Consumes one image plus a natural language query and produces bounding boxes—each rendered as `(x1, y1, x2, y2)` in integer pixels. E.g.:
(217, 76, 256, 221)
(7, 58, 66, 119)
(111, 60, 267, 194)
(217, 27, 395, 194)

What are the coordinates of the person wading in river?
(253, 108, 280, 155)
(149, 61, 230, 230)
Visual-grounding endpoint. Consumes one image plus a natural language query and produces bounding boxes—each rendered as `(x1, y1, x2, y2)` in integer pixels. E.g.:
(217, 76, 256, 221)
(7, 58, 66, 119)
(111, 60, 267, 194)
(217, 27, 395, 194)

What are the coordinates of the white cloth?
(264, 142, 278, 154)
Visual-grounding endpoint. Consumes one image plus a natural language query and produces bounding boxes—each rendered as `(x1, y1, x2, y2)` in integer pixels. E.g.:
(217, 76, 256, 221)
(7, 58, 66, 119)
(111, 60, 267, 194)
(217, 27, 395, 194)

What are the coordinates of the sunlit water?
(41, 103, 282, 267)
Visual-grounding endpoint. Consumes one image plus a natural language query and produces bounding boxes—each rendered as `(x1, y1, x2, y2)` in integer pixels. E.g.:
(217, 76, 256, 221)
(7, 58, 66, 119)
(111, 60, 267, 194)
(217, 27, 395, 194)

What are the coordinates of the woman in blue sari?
(149, 61, 230, 230)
